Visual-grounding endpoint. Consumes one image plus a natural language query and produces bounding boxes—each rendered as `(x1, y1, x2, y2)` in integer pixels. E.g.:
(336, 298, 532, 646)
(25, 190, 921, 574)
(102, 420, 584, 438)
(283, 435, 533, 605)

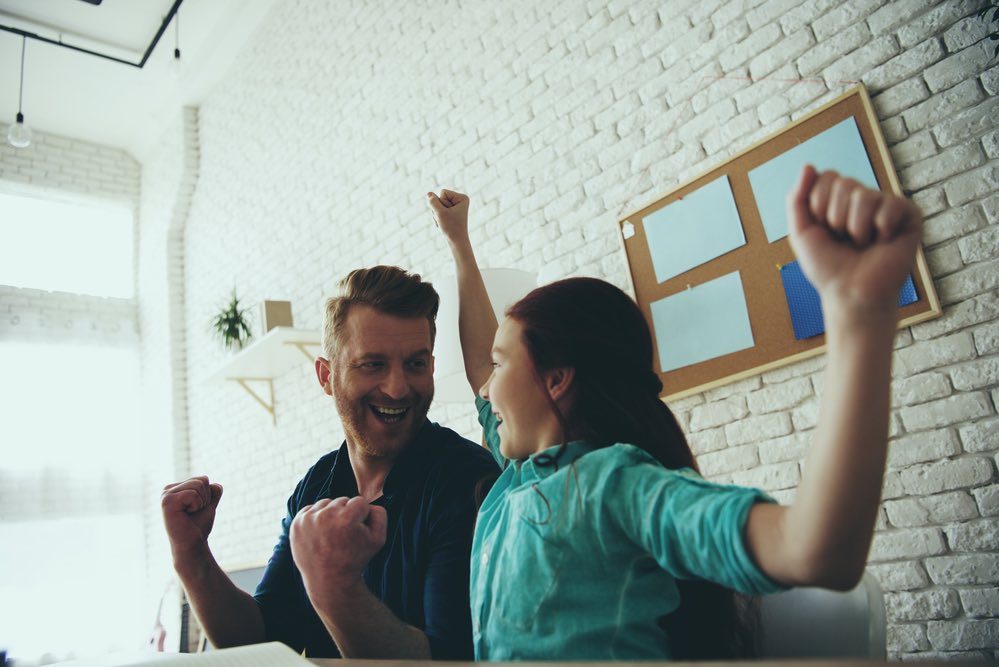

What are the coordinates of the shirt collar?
(522, 440, 596, 479)
(322, 419, 435, 501)
(322, 443, 356, 499)
(382, 419, 434, 496)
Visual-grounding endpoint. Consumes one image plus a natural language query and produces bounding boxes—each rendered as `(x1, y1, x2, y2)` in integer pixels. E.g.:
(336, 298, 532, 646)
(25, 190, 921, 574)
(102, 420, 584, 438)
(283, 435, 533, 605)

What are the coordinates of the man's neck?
(345, 442, 396, 502)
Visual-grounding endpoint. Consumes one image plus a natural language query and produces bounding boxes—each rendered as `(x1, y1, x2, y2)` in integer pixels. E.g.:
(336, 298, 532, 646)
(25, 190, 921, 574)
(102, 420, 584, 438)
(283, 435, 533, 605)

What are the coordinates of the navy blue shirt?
(253, 419, 497, 659)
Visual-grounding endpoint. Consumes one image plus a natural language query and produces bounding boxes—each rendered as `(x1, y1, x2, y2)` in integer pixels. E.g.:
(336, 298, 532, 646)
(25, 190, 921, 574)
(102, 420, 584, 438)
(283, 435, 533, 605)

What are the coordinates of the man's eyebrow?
(353, 353, 387, 362)
(352, 349, 432, 361)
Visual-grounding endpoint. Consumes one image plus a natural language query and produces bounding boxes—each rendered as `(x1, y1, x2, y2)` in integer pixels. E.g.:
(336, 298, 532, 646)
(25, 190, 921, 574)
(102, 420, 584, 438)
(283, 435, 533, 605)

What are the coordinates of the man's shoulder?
(288, 445, 344, 503)
(420, 422, 497, 472)
(304, 445, 343, 477)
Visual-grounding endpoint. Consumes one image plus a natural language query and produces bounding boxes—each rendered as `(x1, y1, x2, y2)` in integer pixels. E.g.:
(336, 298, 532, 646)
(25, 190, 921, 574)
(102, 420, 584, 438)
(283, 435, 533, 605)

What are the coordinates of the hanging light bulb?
(8, 112, 31, 148)
(7, 36, 31, 149)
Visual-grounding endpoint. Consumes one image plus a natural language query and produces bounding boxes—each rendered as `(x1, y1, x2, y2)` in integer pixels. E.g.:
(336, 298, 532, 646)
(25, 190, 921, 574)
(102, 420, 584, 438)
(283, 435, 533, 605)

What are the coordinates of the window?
(0, 341, 147, 662)
(0, 341, 142, 474)
(0, 190, 134, 298)
(0, 515, 147, 661)
(0, 183, 145, 663)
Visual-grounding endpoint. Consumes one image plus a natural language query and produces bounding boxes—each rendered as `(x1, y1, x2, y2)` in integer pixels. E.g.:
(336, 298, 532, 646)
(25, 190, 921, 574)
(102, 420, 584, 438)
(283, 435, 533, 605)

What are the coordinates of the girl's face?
(479, 317, 560, 460)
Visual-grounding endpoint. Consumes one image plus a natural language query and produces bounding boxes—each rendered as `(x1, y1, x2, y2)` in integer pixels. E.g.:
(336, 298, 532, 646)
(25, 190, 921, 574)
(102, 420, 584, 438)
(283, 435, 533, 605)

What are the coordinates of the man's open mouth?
(371, 405, 409, 423)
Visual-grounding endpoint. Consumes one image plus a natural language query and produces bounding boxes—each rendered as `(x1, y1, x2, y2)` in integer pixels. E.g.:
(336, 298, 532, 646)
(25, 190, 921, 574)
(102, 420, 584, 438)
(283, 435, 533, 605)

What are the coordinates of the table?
(310, 662, 975, 667)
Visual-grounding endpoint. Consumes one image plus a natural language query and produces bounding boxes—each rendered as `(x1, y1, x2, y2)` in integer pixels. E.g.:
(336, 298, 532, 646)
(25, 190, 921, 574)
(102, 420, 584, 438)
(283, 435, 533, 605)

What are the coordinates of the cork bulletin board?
(619, 85, 941, 402)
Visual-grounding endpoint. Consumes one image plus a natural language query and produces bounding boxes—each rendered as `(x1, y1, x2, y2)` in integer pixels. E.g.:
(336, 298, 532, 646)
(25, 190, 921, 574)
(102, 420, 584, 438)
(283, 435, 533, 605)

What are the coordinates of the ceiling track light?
(7, 35, 31, 149)
(0, 0, 184, 69)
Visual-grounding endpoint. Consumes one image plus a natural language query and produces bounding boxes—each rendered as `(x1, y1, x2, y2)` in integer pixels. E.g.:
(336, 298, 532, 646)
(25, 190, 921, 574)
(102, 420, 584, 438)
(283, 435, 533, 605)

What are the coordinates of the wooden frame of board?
(619, 85, 941, 402)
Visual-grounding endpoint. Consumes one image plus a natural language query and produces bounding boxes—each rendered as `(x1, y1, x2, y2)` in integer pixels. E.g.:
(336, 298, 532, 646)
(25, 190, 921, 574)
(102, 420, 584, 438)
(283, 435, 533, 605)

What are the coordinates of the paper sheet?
(749, 117, 879, 243)
(642, 175, 746, 283)
(52, 642, 310, 667)
(650, 271, 755, 372)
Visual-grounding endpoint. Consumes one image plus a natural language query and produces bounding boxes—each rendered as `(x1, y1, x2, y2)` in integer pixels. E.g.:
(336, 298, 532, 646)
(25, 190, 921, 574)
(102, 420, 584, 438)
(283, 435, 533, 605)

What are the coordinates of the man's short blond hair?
(322, 265, 439, 360)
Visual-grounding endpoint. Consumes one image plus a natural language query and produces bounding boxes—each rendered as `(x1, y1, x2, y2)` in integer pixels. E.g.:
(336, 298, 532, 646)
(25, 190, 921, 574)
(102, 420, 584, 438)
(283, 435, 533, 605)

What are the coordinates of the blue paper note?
(780, 260, 920, 340)
(650, 271, 755, 372)
(780, 261, 825, 340)
(749, 117, 879, 243)
(643, 175, 746, 284)
(899, 275, 918, 307)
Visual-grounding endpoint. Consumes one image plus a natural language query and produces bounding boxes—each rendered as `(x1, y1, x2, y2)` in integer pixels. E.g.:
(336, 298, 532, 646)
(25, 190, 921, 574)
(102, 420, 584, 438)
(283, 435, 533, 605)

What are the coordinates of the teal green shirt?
(470, 397, 785, 660)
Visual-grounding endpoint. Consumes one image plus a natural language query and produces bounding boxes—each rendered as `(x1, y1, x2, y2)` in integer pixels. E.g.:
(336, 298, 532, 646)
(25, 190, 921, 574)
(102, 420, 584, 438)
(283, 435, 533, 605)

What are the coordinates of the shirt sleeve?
(253, 458, 337, 655)
(421, 497, 476, 658)
(605, 450, 786, 596)
(253, 494, 308, 652)
(475, 396, 507, 467)
(421, 450, 498, 659)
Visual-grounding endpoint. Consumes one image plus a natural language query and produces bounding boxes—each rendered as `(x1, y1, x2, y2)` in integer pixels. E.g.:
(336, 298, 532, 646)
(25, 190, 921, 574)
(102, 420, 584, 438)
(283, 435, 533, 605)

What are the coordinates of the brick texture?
(4, 0, 997, 660)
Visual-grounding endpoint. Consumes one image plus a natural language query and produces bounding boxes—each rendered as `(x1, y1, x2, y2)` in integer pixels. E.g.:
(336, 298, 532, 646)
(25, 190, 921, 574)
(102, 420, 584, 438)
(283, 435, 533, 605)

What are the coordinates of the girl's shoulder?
(575, 443, 701, 482)
(578, 444, 767, 502)
(576, 442, 653, 466)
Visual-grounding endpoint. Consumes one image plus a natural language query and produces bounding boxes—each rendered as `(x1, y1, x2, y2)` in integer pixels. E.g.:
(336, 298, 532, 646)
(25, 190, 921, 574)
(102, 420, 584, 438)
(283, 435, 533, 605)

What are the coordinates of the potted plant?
(212, 288, 253, 351)
(981, 2, 999, 60)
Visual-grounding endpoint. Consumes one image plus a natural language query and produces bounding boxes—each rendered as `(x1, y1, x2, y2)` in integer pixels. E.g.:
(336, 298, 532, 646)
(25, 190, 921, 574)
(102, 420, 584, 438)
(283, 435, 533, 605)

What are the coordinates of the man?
(161, 266, 498, 659)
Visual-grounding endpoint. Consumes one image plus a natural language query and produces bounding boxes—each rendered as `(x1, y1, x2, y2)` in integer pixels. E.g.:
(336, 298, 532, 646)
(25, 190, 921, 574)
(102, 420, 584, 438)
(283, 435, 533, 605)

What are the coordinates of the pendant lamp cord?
(174, 12, 180, 59)
(17, 35, 26, 115)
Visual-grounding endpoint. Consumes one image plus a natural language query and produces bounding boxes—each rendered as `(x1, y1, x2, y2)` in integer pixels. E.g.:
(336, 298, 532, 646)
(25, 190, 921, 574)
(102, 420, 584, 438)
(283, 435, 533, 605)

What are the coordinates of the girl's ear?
(546, 366, 575, 402)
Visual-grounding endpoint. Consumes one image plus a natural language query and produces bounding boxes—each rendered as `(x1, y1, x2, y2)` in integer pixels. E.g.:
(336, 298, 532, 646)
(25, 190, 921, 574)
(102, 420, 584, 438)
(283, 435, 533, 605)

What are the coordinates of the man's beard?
(333, 385, 434, 460)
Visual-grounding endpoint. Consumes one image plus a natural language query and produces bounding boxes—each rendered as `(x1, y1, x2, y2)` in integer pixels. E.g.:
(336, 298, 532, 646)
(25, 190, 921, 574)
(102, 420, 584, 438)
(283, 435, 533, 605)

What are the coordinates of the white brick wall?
(0, 285, 137, 346)
(0, 127, 139, 203)
(144, 0, 999, 659)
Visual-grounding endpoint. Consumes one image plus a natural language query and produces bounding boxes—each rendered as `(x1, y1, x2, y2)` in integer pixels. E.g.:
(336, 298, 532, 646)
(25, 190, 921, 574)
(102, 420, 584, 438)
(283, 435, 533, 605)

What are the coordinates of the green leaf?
(211, 288, 253, 350)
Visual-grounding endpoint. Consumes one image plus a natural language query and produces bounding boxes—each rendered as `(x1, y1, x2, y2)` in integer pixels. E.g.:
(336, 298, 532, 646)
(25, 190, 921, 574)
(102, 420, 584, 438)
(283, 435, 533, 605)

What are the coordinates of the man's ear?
(546, 367, 575, 402)
(315, 357, 333, 396)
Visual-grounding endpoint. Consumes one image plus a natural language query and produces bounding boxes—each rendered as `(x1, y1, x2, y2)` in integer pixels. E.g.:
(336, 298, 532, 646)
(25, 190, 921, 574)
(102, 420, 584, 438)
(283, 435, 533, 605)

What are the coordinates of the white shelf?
(208, 327, 321, 422)
(209, 326, 320, 382)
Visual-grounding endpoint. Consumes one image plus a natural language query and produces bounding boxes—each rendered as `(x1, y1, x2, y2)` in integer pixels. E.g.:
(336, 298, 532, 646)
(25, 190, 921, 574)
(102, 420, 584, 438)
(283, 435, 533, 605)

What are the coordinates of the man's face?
(328, 304, 435, 460)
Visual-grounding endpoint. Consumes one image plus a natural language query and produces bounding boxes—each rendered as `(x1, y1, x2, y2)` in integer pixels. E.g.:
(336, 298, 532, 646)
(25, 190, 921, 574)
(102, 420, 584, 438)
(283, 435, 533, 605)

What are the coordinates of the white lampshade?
(433, 268, 537, 404)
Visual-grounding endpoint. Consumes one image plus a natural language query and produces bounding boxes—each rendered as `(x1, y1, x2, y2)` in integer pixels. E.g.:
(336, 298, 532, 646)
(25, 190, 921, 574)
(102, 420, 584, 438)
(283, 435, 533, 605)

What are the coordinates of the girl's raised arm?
(428, 189, 498, 397)
(744, 166, 923, 590)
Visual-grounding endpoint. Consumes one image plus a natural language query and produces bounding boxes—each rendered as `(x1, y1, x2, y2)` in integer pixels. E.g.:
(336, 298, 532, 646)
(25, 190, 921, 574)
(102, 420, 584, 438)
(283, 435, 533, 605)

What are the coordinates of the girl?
(427, 165, 921, 660)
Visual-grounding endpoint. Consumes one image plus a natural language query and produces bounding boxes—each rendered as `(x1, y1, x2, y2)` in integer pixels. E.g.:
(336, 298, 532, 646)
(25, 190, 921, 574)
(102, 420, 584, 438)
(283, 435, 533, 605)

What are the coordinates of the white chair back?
(759, 571, 886, 658)
(199, 565, 268, 652)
